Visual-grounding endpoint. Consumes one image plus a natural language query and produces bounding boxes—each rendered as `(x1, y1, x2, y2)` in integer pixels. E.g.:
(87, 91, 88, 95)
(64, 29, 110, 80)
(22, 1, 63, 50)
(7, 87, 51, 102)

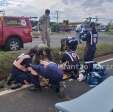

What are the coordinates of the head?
(66, 37, 78, 51)
(36, 45, 52, 63)
(61, 37, 78, 51)
(27, 46, 38, 57)
(45, 9, 50, 16)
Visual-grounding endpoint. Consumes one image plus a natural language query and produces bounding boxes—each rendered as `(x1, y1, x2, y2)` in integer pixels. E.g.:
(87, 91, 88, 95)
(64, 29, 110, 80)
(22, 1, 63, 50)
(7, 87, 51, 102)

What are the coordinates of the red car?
(0, 16, 32, 51)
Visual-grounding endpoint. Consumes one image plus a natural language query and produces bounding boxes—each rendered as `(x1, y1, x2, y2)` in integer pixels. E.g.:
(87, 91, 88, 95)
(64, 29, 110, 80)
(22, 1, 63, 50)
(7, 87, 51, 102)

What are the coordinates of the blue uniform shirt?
(62, 51, 80, 73)
(31, 62, 63, 81)
(80, 29, 98, 47)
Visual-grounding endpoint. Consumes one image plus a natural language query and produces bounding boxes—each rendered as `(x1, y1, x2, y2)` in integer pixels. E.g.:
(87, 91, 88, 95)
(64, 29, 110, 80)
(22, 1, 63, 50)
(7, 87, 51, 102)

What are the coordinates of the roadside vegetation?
(0, 43, 113, 82)
(104, 31, 113, 35)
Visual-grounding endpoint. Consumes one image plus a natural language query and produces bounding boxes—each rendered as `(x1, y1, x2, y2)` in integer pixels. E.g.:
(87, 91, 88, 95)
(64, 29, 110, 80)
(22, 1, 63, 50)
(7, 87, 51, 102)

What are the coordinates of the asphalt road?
(24, 32, 113, 49)
(0, 59, 112, 112)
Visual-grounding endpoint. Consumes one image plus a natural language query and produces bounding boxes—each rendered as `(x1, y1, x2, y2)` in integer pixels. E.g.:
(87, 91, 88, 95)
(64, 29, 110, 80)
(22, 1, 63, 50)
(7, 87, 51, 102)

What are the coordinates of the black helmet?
(66, 37, 78, 50)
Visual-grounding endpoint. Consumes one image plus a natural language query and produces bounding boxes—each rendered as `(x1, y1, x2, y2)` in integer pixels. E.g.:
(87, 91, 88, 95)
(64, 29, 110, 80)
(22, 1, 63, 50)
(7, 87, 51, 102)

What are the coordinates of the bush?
(0, 43, 113, 81)
(0, 52, 18, 79)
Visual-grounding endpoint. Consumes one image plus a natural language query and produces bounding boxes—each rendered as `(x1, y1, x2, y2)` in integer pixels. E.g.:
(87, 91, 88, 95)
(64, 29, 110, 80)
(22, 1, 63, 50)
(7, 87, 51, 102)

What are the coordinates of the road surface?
(0, 58, 112, 112)
(24, 32, 113, 49)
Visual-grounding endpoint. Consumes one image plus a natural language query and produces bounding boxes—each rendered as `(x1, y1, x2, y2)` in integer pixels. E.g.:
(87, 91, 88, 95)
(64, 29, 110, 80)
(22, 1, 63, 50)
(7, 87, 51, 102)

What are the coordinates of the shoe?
(7, 75, 14, 86)
(29, 85, 42, 91)
(10, 83, 22, 90)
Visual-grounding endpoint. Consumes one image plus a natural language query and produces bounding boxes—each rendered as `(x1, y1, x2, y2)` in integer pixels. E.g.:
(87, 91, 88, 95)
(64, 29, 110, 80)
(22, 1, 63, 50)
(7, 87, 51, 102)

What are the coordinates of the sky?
(0, 0, 113, 24)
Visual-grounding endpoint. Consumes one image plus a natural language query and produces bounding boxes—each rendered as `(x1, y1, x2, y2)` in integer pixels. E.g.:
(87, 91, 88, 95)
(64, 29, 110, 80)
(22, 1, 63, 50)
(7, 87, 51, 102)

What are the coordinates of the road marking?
(0, 85, 31, 96)
(0, 57, 113, 96)
(98, 58, 113, 64)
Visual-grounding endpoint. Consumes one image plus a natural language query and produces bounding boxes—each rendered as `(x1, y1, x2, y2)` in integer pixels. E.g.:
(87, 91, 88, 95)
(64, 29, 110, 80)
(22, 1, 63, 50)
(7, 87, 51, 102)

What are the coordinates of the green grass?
(104, 31, 113, 35)
(0, 43, 113, 81)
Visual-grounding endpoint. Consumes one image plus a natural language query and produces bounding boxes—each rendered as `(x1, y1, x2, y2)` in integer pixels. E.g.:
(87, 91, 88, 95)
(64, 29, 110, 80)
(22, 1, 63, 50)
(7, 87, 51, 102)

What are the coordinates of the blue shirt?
(31, 62, 63, 80)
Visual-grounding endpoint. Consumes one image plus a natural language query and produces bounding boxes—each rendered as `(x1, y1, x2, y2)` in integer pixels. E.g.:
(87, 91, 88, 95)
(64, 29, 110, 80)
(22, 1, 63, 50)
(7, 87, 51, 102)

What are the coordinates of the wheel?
(5, 37, 22, 51)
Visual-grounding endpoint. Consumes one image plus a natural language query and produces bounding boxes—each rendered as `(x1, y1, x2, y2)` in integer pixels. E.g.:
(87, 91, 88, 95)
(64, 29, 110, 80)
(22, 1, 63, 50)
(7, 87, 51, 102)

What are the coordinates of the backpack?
(86, 72, 103, 87)
(84, 62, 106, 87)
(93, 63, 106, 77)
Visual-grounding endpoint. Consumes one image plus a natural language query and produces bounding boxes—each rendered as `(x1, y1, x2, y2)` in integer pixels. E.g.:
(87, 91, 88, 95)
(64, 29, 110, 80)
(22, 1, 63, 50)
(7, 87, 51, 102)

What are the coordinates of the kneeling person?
(61, 37, 80, 79)
(8, 47, 40, 89)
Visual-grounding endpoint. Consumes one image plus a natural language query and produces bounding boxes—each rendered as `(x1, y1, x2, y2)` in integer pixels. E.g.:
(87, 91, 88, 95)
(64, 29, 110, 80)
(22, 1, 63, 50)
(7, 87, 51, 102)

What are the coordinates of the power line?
(52, 10, 64, 24)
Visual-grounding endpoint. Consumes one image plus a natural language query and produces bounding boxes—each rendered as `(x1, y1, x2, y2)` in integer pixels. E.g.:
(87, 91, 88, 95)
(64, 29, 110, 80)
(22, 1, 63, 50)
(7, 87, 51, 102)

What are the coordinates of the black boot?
(10, 83, 22, 90)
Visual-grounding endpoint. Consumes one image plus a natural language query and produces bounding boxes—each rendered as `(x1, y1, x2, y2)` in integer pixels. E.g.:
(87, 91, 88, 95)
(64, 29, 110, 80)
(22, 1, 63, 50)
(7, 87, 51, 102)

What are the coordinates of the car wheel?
(5, 38, 22, 51)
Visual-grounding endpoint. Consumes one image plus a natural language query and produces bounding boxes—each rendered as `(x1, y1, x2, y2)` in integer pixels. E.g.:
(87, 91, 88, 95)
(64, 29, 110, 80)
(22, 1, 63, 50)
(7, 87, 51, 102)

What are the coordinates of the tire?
(5, 37, 22, 51)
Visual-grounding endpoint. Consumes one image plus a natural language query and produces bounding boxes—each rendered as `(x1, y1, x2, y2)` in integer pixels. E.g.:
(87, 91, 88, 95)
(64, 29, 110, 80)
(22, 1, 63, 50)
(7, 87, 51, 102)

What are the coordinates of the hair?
(35, 46, 52, 64)
(27, 46, 38, 57)
(45, 9, 50, 14)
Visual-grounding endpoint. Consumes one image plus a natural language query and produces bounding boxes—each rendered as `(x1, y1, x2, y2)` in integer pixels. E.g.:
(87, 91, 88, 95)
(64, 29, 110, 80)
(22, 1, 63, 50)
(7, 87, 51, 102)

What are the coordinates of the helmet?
(66, 37, 78, 50)
(61, 37, 78, 51)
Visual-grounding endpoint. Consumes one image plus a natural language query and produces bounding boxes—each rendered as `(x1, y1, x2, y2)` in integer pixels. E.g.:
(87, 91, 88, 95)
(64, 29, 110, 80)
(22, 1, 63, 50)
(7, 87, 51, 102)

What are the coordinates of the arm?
(60, 53, 70, 70)
(27, 67, 38, 76)
(13, 59, 27, 72)
(62, 53, 70, 63)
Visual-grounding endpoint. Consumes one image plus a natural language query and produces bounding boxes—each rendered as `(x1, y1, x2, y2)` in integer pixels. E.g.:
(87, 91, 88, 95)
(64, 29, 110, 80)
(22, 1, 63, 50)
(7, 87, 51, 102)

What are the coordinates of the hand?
(22, 68, 27, 72)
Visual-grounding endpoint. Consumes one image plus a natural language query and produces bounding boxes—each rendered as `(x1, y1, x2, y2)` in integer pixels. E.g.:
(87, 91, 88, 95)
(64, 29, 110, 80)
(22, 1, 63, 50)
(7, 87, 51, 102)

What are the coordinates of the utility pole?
(0, 0, 7, 16)
(52, 10, 63, 23)
(56, 10, 59, 24)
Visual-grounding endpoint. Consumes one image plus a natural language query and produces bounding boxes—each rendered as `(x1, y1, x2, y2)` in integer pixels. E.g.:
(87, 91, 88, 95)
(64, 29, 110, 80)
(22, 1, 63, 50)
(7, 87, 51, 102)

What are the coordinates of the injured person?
(28, 46, 63, 93)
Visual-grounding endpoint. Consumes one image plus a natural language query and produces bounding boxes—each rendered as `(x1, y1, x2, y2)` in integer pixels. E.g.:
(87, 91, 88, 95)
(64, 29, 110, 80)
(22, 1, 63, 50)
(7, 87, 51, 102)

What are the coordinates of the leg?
(30, 75, 40, 87)
(84, 46, 95, 73)
(29, 74, 41, 91)
(10, 72, 26, 89)
(50, 81, 60, 93)
(40, 31, 46, 44)
(46, 31, 50, 48)
(84, 46, 96, 62)
(49, 78, 61, 93)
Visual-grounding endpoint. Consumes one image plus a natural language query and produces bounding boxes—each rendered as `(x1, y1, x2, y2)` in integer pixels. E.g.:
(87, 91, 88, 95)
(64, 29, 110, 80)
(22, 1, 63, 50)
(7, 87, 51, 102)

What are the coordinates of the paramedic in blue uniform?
(80, 22, 98, 72)
(61, 37, 80, 79)
(80, 22, 98, 61)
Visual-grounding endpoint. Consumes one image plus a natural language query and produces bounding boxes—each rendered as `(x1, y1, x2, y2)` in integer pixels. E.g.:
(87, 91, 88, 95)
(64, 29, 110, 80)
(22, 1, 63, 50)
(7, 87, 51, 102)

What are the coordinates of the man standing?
(83, 22, 98, 62)
(39, 9, 51, 47)
(79, 22, 98, 73)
